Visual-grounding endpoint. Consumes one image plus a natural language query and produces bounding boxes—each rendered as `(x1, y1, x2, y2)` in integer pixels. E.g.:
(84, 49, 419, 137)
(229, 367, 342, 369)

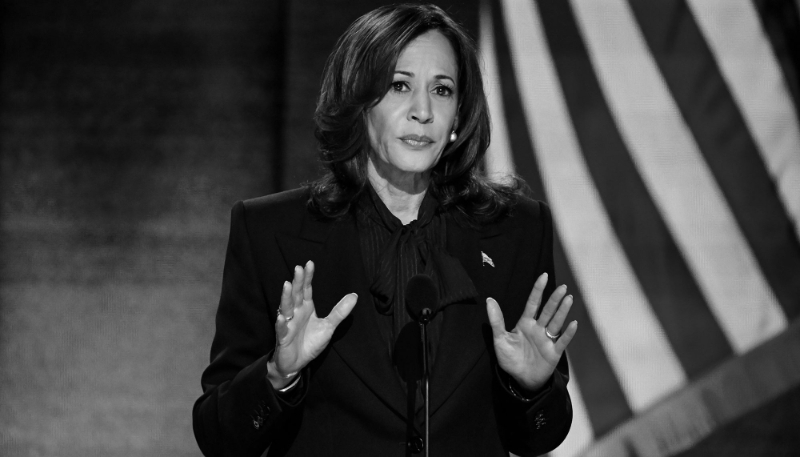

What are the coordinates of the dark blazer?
(193, 188, 572, 457)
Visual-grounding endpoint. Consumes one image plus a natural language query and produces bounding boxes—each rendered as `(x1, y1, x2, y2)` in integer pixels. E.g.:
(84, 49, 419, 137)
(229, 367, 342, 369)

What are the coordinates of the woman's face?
(366, 30, 459, 182)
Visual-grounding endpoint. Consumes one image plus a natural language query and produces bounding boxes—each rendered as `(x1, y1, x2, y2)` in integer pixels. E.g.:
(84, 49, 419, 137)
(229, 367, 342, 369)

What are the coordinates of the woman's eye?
(391, 81, 408, 92)
(434, 85, 454, 97)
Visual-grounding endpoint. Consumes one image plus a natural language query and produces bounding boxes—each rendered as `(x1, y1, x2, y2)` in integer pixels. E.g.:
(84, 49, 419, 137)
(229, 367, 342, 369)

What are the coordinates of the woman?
(193, 4, 577, 456)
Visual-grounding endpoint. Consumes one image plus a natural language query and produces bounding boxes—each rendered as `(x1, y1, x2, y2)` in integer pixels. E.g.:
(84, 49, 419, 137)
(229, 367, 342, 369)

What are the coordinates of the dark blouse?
(355, 185, 478, 370)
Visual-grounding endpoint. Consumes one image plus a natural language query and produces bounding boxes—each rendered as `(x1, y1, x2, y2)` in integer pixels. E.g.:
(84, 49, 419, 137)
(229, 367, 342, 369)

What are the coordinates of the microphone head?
(406, 274, 439, 323)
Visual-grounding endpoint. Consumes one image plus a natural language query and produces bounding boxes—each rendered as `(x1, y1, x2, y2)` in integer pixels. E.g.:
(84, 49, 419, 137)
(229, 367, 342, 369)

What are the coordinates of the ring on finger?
(285, 314, 294, 322)
(545, 328, 561, 340)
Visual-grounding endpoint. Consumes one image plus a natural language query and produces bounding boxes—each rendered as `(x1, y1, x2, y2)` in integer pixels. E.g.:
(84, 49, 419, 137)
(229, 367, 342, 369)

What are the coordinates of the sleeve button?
(406, 436, 424, 454)
(534, 411, 546, 429)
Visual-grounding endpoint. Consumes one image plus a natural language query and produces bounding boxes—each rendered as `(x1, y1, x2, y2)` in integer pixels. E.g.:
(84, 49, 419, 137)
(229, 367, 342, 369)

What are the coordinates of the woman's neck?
(367, 157, 429, 225)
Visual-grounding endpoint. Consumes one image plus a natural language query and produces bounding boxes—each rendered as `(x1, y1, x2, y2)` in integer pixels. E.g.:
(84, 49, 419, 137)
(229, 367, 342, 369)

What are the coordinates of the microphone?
(406, 274, 438, 324)
(405, 274, 438, 457)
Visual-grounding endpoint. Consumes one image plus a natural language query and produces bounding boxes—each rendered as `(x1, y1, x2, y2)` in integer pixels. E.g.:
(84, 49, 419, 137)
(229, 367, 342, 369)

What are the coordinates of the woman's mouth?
(399, 135, 434, 147)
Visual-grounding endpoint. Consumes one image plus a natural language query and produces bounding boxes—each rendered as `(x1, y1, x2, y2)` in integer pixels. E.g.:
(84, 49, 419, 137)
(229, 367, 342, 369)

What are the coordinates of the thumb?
(325, 293, 359, 328)
(486, 298, 507, 338)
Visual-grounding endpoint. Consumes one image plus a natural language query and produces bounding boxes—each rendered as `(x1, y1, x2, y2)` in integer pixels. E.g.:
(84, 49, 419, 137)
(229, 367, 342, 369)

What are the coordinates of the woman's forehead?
(394, 30, 458, 81)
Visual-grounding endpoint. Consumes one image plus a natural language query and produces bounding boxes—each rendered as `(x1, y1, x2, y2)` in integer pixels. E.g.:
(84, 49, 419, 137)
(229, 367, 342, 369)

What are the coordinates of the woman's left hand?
(486, 272, 578, 392)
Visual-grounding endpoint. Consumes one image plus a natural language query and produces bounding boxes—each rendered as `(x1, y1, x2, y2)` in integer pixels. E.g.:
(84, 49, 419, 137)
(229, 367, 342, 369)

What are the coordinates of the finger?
(278, 280, 291, 317)
(275, 281, 292, 339)
(486, 298, 507, 338)
(302, 260, 315, 302)
(545, 294, 573, 335)
(324, 293, 359, 328)
(535, 284, 568, 325)
(520, 273, 548, 320)
(553, 320, 578, 354)
(287, 265, 304, 315)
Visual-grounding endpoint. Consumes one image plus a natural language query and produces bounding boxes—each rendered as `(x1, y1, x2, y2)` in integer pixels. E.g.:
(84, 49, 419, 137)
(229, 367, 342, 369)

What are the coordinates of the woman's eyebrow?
(394, 70, 455, 84)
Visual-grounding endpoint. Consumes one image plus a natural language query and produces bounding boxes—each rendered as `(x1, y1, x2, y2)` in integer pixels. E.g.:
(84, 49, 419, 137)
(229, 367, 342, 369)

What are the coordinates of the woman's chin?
(392, 163, 436, 177)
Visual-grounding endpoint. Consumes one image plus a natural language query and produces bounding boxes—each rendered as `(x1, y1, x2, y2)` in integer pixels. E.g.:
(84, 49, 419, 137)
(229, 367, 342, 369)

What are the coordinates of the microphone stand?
(420, 308, 432, 457)
(405, 274, 437, 457)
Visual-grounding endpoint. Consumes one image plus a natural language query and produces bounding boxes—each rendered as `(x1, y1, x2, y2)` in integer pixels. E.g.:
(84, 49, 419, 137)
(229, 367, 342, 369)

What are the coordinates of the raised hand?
(486, 272, 577, 392)
(267, 260, 358, 388)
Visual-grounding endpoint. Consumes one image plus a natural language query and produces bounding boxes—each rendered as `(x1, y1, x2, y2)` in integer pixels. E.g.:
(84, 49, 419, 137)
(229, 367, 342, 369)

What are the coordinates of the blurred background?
(1, 0, 798, 456)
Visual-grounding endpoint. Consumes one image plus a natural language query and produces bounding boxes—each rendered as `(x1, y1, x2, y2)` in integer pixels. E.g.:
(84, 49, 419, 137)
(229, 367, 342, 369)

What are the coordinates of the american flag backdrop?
(478, 0, 800, 456)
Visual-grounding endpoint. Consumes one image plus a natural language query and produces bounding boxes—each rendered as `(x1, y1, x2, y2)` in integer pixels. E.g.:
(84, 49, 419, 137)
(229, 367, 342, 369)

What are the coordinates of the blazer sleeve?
(193, 201, 308, 457)
(495, 200, 573, 456)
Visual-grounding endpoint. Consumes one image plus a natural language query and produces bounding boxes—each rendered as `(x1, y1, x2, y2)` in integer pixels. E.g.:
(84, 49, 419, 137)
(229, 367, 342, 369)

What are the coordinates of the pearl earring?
(449, 131, 457, 142)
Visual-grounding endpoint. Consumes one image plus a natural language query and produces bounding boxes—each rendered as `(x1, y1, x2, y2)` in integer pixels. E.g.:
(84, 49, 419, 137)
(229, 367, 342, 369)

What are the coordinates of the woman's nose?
(408, 91, 433, 124)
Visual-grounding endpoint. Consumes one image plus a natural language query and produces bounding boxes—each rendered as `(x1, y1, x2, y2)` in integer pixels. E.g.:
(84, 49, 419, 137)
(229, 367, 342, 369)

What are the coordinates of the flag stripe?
(686, 0, 800, 244)
(500, 0, 686, 411)
(479, 0, 516, 181)
(535, 0, 734, 379)
(570, 0, 787, 354)
(490, 0, 632, 435)
(751, 0, 800, 121)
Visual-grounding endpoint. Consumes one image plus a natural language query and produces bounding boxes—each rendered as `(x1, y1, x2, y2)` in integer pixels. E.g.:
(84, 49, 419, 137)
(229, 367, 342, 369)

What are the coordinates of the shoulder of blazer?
(242, 187, 309, 217)
(509, 195, 548, 225)
(238, 187, 318, 236)
(476, 195, 549, 239)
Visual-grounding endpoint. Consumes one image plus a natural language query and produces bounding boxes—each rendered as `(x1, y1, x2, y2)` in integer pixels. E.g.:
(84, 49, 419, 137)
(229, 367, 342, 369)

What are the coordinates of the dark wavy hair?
(308, 3, 524, 224)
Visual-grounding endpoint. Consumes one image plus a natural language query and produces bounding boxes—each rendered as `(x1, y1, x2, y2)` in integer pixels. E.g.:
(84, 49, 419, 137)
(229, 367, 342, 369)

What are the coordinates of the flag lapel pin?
(481, 251, 495, 267)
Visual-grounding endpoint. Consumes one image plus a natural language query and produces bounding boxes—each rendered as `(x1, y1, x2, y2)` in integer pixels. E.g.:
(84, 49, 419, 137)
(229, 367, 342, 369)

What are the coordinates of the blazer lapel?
(429, 218, 515, 415)
(276, 213, 408, 419)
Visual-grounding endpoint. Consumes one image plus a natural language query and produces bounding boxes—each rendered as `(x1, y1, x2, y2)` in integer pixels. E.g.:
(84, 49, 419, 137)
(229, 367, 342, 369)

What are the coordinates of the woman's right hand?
(266, 260, 358, 389)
